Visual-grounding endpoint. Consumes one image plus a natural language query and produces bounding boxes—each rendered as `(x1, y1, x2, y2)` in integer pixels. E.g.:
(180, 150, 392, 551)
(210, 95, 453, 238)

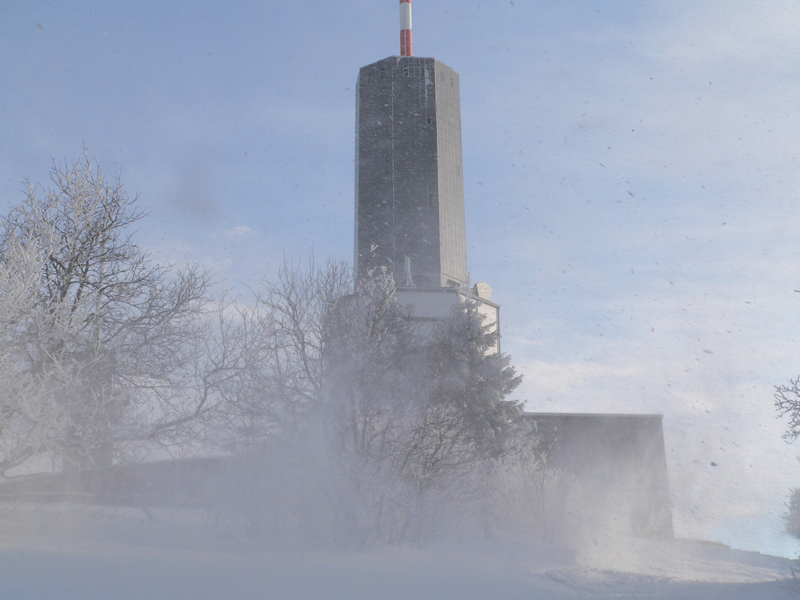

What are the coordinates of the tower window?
(404, 66, 409, 76)
(427, 117, 432, 124)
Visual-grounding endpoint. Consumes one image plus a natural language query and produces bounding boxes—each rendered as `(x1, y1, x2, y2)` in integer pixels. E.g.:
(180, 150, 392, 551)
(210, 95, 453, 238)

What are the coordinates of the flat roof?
(523, 412, 663, 419)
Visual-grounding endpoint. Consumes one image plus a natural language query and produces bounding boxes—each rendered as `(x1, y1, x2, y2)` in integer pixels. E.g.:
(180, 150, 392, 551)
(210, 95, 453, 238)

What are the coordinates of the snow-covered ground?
(0, 506, 796, 600)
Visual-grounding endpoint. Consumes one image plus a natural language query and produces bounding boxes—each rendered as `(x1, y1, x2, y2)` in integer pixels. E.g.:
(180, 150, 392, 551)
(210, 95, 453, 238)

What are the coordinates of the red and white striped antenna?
(400, 0, 412, 56)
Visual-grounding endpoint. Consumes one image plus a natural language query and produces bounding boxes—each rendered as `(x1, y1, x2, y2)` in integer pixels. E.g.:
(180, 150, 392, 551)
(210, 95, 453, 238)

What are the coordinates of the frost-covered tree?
(0, 228, 64, 474)
(775, 378, 800, 443)
(489, 446, 579, 544)
(0, 156, 213, 473)
(784, 487, 800, 539)
(328, 291, 524, 542)
(771, 374, 800, 540)
(211, 258, 353, 451)
(220, 260, 524, 543)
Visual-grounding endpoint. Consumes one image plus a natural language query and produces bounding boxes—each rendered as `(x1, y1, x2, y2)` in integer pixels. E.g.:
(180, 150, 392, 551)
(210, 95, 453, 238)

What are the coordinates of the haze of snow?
(0, 505, 796, 600)
(3, 0, 800, 558)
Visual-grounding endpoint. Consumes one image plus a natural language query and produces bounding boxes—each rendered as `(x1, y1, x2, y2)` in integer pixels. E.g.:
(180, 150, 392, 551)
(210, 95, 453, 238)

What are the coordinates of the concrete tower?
(354, 57, 468, 288)
(354, 2, 499, 350)
(349, 5, 673, 538)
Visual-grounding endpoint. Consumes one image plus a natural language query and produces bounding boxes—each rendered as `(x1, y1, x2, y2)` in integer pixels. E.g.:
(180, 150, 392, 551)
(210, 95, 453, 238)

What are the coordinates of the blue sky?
(3, 0, 800, 555)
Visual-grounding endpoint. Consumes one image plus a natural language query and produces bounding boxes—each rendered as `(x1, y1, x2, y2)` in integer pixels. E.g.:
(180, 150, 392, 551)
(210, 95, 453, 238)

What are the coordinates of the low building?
(524, 412, 674, 539)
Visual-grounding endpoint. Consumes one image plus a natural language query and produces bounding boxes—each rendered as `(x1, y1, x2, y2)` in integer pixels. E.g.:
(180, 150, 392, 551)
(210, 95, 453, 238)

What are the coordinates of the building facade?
(355, 56, 468, 288)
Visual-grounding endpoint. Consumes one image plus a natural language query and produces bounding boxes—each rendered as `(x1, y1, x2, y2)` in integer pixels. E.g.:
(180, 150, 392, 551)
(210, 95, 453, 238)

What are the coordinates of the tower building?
(348, 3, 673, 539)
(355, 0, 467, 288)
(354, 0, 499, 349)
(355, 57, 468, 288)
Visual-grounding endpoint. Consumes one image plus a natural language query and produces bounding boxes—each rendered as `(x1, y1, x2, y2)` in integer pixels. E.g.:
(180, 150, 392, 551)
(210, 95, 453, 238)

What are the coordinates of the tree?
(0, 228, 65, 474)
(342, 296, 524, 543)
(489, 446, 578, 545)
(210, 257, 353, 452)
(775, 378, 800, 443)
(774, 378, 800, 540)
(0, 155, 213, 474)
(218, 260, 524, 543)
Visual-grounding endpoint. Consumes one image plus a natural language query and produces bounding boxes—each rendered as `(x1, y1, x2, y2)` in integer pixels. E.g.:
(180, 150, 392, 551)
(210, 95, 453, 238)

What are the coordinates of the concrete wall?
(0, 457, 230, 507)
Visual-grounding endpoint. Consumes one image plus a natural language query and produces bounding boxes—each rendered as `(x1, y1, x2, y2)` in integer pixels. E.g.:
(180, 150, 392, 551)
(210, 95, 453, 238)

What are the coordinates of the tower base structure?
(397, 283, 500, 353)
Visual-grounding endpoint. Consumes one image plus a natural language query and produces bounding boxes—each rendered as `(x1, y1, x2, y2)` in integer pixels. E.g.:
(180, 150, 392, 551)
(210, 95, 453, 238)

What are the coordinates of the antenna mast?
(400, 0, 412, 56)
